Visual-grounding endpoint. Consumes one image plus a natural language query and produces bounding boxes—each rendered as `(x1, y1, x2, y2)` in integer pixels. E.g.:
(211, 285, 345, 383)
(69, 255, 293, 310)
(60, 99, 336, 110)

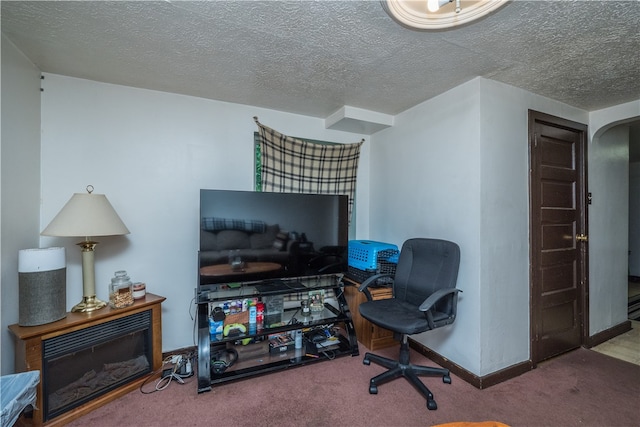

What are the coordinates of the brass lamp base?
(71, 295, 107, 313)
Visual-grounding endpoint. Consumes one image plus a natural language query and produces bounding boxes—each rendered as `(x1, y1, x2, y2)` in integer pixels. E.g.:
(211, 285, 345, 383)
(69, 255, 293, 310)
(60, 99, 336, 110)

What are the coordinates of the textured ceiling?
(1, 0, 639, 121)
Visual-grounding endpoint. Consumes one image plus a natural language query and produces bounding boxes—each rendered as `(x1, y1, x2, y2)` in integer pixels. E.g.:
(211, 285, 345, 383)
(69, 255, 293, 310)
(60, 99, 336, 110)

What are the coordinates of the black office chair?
(358, 238, 461, 410)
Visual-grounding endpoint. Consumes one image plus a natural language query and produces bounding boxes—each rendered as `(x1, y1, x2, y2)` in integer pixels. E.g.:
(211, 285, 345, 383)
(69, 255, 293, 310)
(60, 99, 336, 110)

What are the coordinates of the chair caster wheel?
(427, 400, 438, 410)
(369, 384, 378, 394)
(443, 375, 451, 384)
(363, 358, 370, 366)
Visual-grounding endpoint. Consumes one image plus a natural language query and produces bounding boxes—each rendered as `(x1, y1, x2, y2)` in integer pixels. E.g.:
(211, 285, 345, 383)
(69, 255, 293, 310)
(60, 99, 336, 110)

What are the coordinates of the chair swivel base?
(363, 341, 451, 410)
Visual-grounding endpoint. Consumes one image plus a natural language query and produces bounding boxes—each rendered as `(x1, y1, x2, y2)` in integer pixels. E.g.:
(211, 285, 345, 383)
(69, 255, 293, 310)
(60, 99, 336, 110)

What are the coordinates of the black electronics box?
(268, 334, 295, 354)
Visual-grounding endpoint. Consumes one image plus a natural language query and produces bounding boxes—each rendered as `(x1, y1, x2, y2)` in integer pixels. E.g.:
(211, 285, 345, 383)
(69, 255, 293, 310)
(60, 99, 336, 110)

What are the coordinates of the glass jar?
(109, 270, 134, 309)
(300, 299, 311, 317)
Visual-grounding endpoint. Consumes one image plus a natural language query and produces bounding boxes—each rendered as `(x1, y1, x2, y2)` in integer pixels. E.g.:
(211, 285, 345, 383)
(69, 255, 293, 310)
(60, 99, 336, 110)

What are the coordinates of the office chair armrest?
(419, 288, 462, 329)
(358, 273, 394, 301)
(419, 288, 462, 312)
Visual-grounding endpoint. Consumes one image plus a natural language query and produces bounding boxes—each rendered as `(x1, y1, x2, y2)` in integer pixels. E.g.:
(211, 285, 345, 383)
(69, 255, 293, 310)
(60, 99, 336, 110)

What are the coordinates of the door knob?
(576, 234, 588, 242)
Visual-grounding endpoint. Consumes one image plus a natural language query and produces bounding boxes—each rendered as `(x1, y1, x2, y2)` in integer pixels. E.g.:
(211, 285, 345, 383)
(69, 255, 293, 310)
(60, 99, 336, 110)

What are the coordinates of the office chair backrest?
(393, 238, 461, 314)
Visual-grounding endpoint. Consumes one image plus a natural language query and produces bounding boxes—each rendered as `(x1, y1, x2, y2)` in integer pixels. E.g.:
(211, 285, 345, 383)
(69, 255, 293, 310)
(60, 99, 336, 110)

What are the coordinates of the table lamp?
(41, 185, 130, 312)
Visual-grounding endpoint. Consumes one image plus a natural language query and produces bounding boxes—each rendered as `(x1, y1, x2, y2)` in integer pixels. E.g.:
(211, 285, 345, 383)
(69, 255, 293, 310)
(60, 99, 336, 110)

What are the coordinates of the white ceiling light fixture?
(382, 0, 509, 31)
(428, 0, 457, 13)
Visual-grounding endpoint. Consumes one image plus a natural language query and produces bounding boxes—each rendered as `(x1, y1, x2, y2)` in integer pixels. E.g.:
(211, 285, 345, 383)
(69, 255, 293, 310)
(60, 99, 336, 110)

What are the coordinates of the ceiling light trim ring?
(382, 0, 509, 31)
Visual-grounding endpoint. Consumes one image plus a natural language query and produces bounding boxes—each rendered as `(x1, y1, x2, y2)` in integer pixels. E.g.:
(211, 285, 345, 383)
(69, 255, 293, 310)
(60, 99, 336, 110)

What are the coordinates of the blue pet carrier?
(347, 240, 399, 284)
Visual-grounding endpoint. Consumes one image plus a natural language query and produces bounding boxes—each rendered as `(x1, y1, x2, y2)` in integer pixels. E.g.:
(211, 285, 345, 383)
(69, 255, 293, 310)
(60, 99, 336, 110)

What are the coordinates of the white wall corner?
(325, 106, 393, 135)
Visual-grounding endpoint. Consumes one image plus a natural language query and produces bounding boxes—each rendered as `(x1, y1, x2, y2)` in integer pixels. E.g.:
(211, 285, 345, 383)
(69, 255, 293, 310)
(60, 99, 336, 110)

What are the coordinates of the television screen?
(198, 189, 348, 286)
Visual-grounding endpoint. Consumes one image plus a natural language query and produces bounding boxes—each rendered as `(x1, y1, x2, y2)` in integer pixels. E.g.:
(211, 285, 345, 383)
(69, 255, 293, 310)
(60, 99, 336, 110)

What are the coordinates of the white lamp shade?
(41, 192, 130, 238)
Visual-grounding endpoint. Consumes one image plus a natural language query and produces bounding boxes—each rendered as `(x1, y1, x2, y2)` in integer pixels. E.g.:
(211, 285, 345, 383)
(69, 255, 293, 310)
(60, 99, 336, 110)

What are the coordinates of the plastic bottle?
(294, 329, 303, 349)
(256, 302, 264, 329)
(249, 304, 257, 325)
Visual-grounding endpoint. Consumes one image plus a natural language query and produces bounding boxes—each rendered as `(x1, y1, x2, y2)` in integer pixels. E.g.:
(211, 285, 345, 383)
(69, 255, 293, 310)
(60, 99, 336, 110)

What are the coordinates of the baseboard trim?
(406, 320, 633, 389)
(585, 320, 632, 348)
(408, 338, 533, 389)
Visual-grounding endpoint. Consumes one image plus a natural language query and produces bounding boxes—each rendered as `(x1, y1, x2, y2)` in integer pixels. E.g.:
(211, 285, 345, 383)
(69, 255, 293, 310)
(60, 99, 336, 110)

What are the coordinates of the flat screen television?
(198, 189, 348, 287)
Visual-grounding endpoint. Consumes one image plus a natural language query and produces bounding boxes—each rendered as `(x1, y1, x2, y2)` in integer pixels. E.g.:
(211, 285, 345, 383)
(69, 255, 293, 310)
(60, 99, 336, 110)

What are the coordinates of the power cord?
(319, 349, 336, 360)
(287, 308, 301, 325)
(139, 351, 196, 394)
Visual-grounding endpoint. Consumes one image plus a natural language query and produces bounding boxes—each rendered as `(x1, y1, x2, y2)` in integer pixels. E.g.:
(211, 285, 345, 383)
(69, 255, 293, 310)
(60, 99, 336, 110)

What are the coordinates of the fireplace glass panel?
(42, 311, 152, 421)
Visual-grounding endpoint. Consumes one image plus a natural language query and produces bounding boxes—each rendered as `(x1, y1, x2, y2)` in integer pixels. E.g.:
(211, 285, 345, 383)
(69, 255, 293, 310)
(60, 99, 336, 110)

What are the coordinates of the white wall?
(0, 35, 42, 375)
(37, 73, 370, 353)
(631, 161, 640, 276)
(477, 79, 531, 374)
(589, 101, 640, 142)
(370, 77, 589, 376)
(370, 80, 484, 372)
(588, 126, 630, 332)
(589, 102, 640, 333)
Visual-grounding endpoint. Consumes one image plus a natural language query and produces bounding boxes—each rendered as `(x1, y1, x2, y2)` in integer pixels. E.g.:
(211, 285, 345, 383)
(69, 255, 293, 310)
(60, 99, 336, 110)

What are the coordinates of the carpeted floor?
(66, 344, 640, 427)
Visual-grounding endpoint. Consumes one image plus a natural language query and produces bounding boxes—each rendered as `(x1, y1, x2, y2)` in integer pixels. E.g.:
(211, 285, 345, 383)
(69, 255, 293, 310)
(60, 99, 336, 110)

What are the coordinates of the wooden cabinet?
(344, 280, 397, 351)
(8, 294, 165, 426)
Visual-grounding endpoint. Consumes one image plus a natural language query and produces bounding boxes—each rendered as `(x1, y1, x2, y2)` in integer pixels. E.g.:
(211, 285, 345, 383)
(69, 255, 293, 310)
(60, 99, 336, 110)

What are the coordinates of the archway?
(589, 111, 640, 336)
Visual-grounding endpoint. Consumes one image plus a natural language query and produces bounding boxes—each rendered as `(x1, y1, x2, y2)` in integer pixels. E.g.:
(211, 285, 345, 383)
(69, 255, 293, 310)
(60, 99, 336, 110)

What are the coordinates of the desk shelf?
(195, 274, 359, 393)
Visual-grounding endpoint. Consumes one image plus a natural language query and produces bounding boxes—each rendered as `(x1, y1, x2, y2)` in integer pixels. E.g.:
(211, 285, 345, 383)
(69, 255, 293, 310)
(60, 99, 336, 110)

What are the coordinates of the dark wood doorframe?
(528, 110, 589, 366)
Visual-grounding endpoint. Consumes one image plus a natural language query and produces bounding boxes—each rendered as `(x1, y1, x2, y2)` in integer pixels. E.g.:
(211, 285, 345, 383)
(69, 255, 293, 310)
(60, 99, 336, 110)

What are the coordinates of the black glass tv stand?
(195, 273, 359, 393)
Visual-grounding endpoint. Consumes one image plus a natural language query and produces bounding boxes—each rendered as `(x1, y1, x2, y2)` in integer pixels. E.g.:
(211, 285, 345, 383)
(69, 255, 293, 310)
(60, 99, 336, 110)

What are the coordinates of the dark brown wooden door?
(529, 110, 588, 365)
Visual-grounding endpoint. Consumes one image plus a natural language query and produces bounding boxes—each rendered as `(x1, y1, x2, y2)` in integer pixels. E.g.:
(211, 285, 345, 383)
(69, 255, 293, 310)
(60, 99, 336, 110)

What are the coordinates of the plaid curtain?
(254, 117, 363, 223)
